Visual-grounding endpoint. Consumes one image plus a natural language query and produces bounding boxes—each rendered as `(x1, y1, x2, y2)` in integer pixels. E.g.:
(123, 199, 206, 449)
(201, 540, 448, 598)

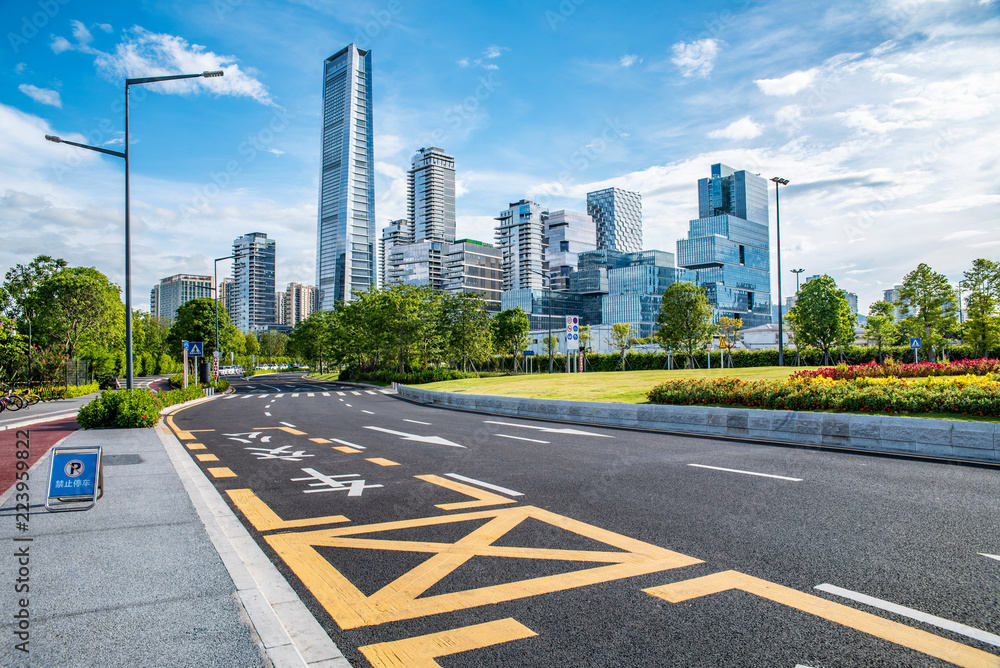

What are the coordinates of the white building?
(496, 199, 548, 291)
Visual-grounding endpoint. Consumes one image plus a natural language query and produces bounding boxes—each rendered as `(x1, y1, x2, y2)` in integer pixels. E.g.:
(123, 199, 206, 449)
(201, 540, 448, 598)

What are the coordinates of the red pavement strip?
(0, 416, 80, 498)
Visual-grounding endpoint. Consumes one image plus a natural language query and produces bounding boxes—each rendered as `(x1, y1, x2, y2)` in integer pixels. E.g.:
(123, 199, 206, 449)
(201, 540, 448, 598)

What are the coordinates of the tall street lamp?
(791, 268, 804, 294)
(771, 177, 789, 367)
(45, 70, 223, 390)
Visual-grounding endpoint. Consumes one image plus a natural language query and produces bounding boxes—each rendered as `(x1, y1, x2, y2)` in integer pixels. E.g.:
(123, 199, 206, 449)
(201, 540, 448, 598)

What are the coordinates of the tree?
(960, 258, 1000, 357)
(438, 293, 492, 373)
(490, 308, 530, 373)
(864, 301, 900, 362)
(244, 331, 260, 357)
(34, 267, 122, 359)
(0, 255, 67, 324)
(168, 298, 242, 358)
(0, 316, 27, 381)
(785, 275, 856, 364)
(610, 323, 632, 371)
(655, 282, 714, 368)
(896, 263, 958, 361)
(543, 335, 559, 358)
(578, 324, 591, 351)
(717, 316, 742, 366)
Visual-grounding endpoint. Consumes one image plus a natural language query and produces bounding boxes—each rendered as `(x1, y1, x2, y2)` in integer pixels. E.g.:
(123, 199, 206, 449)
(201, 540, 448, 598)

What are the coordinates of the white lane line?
(292, 393, 300, 398)
(980, 553, 1000, 562)
(351, 391, 361, 396)
(331, 438, 366, 450)
(482, 420, 613, 438)
(365, 390, 377, 395)
(307, 393, 315, 397)
(496, 434, 550, 444)
(815, 583, 1000, 648)
(404, 419, 431, 425)
(275, 394, 284, 398)
(265, 412, 271, 417)
(337, 392, 346, 396)
(322, 392, 330, 397)
(687, 463, 802, 482)
(339, 398, 344, 402)
(361, 410, 375, 415)
(242, 394, 255, 399)
(445, 473, 523, 496)
(259, 394, 269, 399)
(345, 404, 352, 407)
(280, 422, 297, 428)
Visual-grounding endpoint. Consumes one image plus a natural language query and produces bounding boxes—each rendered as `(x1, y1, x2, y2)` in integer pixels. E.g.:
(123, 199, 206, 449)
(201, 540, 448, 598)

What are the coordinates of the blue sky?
(2, 0, 998, 313)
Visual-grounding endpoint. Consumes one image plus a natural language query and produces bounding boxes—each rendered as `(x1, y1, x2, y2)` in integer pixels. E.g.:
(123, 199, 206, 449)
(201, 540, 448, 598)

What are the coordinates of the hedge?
(77, 386, 208, 429)
(338, 367, 493, 385)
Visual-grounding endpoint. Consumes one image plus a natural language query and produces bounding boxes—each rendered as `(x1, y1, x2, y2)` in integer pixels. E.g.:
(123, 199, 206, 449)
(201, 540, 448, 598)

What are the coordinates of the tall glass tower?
(677, 163, 771, 327)
(316, 44, 375, 308)
(586, 187, 642, 253)
(232, 232, 276, 331)
(408, 147, 456, 244)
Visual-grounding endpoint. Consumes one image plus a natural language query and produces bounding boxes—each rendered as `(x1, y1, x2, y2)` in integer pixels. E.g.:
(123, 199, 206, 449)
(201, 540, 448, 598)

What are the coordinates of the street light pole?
(45, 69, 223, 391)
(791, 268, 804, 294)
(771, 177, 789, 367)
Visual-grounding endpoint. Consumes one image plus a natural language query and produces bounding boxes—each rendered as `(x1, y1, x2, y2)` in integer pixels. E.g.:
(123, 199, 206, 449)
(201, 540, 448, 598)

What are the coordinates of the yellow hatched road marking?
(366, 458, 400, 467)
(226, 488, 349, 531)
(207, 467, 237, 478)
(196, 454, 219, 462)
(359, 618, 537, 668)
(309, 438, 332, 443)
(334, 446, 362, 453)
(165, 413, 214, 440)
(265, 505, 702, 629)
(644, 571, 1000, 668)
(186, 443, 207, 451)
(416, 474, 516, 510)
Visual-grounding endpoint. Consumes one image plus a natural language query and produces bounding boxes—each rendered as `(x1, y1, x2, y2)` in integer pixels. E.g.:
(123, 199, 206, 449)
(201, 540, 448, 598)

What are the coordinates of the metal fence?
(65, 359, 91, 387)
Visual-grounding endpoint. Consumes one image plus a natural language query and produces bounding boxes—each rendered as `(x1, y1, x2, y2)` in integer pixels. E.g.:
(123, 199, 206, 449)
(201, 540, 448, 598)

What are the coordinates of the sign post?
(566, 316, 579, 373)
(910, 337, 922, 363)
(46, 445, 103, 512)
(182, 340, 189, 388)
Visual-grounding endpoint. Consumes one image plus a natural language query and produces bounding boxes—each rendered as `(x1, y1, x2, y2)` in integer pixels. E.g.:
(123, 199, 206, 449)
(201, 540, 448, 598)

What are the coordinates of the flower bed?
(792, 358, 1000, 381)
(647, 374, 1000, 417)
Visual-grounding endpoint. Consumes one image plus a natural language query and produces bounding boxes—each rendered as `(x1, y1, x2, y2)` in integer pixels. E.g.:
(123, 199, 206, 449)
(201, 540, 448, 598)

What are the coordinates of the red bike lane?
(0, 417, 80, 498)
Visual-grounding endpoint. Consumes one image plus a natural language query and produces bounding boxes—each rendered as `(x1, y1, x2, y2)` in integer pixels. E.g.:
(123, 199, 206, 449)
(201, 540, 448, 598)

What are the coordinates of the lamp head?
(771, 177, 789, 185)
(202, 70, 224, 78)
(44, 134, 62, 143)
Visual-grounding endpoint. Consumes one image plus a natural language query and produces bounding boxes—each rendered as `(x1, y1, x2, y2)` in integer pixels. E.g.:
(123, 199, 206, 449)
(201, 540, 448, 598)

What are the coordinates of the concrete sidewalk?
(0, 417, 350, 667)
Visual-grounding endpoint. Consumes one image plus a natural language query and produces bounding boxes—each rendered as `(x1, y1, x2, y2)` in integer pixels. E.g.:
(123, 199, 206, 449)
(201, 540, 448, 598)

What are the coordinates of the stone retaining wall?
(395, 385, 1000, 465)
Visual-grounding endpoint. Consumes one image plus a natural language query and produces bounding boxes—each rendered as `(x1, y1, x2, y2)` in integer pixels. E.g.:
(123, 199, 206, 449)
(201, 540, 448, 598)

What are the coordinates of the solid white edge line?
(331, 438, 366, 450)
(155, 423, 351, 667)
(815, 583, 1000, 648)
(361, 410, 375, 415)
(404, 419, 431, 425)
(687, 463, 802, 482)
(980, 553, 1000, 562)
(496, 433, 550, 444)
(445, 473, 523, 496)
(279, 422, 297, 428)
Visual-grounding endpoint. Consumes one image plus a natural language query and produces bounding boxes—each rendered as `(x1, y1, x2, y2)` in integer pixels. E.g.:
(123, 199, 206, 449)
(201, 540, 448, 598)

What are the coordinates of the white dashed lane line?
(687, 463, 802, 482)
(404, 419, 431, 425)
(496, 434, 550, 444)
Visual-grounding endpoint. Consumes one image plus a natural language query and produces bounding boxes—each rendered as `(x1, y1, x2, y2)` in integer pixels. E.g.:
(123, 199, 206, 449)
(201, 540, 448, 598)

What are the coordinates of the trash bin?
(198, 361, 210, 385)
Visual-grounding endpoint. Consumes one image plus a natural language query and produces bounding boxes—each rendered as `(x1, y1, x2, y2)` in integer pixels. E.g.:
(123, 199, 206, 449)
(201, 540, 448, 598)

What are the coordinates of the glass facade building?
(442, 239, 503, 312)
(678, 164, 772, 327)
(543, 209, 596, 291)
(149, 274, 212, 323)
(496, 199, 548, 291)
(408, 147, 456, 244)
(586, 187, 642, 253)
(232, 232, 277, 332)
(379, 218, 412, 288)
(316, 44, 375, 308)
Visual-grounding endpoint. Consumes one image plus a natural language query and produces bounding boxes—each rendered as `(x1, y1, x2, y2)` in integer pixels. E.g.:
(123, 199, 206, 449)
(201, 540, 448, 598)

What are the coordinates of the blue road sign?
(910, 337, 922, 349)
(182, 339, 190, 352)
(523, 350, 535, 357)
(188, 341, 205, 357)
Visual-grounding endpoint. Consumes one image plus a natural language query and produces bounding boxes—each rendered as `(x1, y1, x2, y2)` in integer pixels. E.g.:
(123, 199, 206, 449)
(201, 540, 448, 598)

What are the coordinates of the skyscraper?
(678, 163, 771, 327)
(586, 187, 642, 253)
(316, 44, 375, 308)
(232, 232, 276, 331)
(543, 209, 597, 291)
(496, 199, 548, 291)
(149, 274, 212, 323)
(379, 219, 412, 288)
(408, 147, 456, 243)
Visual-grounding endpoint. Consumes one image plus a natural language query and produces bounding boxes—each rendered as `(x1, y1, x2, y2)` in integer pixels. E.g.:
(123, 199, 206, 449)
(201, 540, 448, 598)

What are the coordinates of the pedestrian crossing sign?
(189, 341, 204, 356)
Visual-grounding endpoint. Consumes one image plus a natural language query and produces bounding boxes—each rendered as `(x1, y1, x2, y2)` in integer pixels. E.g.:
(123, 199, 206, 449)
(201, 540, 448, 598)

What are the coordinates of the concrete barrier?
(396, 386, 1000, 465)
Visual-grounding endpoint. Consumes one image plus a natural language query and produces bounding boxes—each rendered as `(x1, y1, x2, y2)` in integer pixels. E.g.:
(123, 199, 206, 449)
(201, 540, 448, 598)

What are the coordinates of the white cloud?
(96, 23, 113, 33)
(15, 63, 27, 74)
(671, 38, 719, 78)
(18, 84, 62, 108)
(620, 54, 642, 67)
(941, 230, 988, 241)
(264, 148, 284, 156)
(708, 116, 764, 140)
(457, 58, 470, 67)
(775, 104, 803, 125)
(92, 27, 274, 106)
(755, 69, 817, 96)
(483, 45, 508, 59)
(50, 19, 102, 55)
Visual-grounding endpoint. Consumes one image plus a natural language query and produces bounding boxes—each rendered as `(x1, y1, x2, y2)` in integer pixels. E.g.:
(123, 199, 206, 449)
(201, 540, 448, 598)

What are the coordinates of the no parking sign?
(46, 446, 103, 512)
(566, 315, 580, 350)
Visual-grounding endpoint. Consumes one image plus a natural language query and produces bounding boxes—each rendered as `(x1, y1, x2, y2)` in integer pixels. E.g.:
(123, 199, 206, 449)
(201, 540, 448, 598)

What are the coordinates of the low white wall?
(395, 385, 1000, 465)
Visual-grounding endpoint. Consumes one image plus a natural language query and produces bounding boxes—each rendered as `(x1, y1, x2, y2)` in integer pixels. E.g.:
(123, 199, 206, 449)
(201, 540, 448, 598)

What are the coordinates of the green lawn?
(421, 367, 818, 404)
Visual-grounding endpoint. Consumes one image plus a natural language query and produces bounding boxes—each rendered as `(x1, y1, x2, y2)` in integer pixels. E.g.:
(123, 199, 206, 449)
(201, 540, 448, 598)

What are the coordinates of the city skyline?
(1, 0, 998, 313)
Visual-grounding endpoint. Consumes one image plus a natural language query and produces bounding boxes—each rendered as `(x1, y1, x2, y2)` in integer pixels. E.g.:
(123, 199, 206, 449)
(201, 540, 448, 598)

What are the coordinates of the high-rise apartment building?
(543, 210, 597, 291)
(379, 219, 412, 288)
(220, 277, 236, 324)
(149, 274, 212, 323)
(283, 282, 320, 326)
(496, 199, 548, 291)
(232, 232, 276, 331)
(442, 239, 503, 311)
(408, 147, 456, 243)
(678, 163, 771, 327)
(316, 44, 375, 308)
(275, 291, 287, 326)
(586, 187, 642, 253)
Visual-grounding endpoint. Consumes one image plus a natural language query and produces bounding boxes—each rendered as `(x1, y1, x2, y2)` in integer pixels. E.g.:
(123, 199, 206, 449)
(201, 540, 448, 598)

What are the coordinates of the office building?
(678, 163, 772, 327)
(544, 210, 597, 291)
(442, 239, 503, 311)
(496, 199, 548, 291)
(379, 219, 412, 288)
(232, 232, 276, 331)
(408, 147, 456, 243)
(283, 282, 320, 326)
(275, 291, 287, 325)
(587, 187, 642, 253)
(149, 274, 212, 323)
(385, 240, 444, 288)
(219, 278, 236, 325)
(316, 44, 375, 308)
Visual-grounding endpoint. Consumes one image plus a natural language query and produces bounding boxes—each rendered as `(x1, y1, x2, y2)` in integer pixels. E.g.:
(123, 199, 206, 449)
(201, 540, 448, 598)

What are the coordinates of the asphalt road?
(166, 372, 1000, 668)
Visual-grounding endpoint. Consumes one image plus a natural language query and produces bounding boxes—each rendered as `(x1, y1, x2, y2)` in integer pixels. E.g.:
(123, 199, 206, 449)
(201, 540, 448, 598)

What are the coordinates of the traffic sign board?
(566, 315, 580, 350)
(182, 340, 190, 352)
(188, 341, 205, 357)
(910, 338, 922, 349)
(46, 445, 103, 512)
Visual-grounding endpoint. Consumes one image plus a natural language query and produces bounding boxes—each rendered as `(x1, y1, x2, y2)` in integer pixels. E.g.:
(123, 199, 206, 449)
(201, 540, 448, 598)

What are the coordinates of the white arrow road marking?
(483, 420, 613, 437)
(363, 426, 466, 448)
(815, 583, 1000, 648)
(981, 553, 1000, 562)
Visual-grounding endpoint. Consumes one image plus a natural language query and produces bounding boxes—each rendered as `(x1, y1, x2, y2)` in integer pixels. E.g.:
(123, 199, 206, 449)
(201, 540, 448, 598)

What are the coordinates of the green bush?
(65, 382, 99, 398)
(339, 366, 483, 385)
(77, 386, 209, 428)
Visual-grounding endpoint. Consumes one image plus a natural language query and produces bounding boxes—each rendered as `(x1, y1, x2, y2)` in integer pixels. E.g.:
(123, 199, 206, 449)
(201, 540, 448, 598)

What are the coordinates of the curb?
(0, 409, 79, 431)
(159, 408, 351, 668)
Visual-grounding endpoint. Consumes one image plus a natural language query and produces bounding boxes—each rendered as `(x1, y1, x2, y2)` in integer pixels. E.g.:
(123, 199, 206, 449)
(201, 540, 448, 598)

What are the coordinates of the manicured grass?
(422, 367, 820, 404)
